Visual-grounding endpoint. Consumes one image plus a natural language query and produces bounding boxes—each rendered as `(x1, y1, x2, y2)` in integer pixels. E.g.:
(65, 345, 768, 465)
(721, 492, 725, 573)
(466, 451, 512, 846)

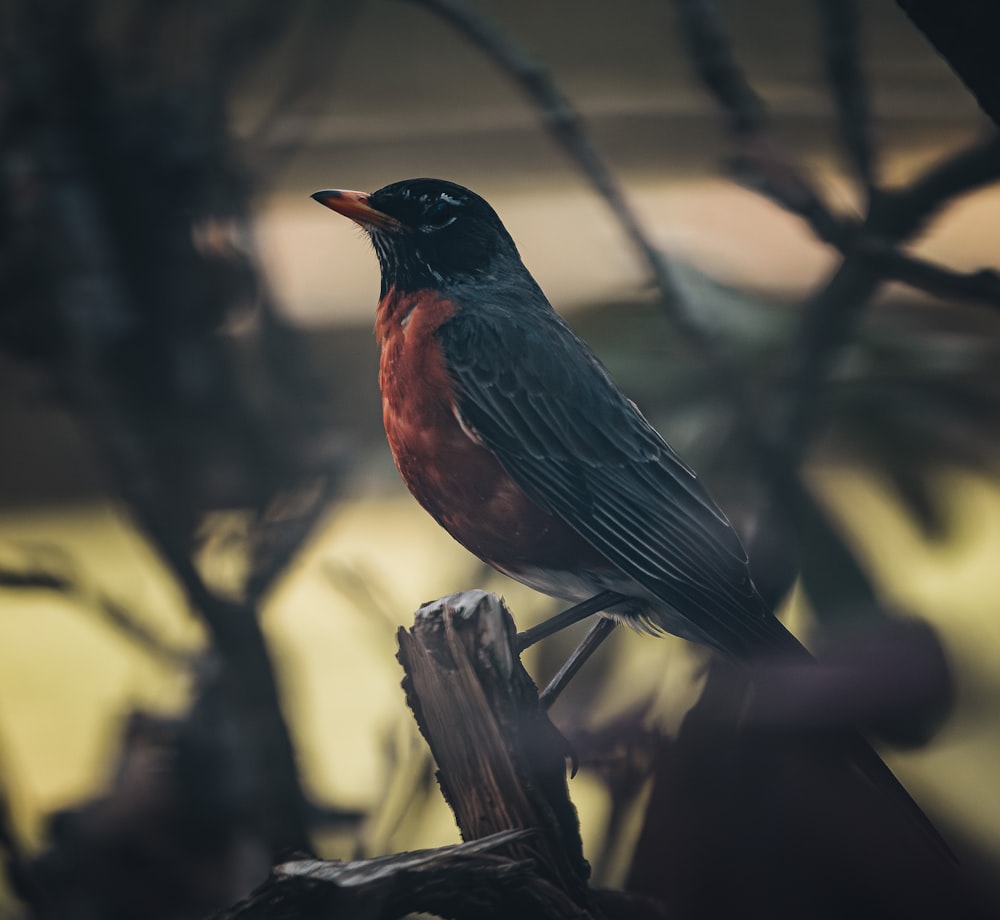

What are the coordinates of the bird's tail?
(841, 726, 955, 860)
(747, 610, 955, 861)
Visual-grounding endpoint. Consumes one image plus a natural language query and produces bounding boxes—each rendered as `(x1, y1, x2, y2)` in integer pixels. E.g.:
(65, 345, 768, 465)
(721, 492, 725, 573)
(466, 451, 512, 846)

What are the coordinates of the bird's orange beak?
(311, 189, 402, 230)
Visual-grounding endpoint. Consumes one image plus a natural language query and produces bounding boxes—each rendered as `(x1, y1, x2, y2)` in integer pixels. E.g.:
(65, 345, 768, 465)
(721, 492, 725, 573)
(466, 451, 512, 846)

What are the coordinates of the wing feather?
(438, 304, 793, 658)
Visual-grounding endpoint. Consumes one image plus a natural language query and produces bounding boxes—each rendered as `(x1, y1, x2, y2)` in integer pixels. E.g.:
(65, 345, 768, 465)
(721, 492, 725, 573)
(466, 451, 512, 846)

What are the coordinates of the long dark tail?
(747, 610, 955, 860)
(840, 723, 954, 859)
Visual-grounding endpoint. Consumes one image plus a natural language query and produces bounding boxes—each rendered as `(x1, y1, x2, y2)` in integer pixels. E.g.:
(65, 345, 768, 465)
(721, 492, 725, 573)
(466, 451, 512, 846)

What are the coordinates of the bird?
(311, 178, 799, 661)
(311, 177, 954, 857)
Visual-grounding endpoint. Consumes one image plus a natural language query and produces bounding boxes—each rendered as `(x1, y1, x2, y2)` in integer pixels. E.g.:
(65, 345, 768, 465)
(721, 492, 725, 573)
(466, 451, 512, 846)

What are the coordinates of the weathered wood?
(396, 590, 598, 915)
(213, 831, 544, 920)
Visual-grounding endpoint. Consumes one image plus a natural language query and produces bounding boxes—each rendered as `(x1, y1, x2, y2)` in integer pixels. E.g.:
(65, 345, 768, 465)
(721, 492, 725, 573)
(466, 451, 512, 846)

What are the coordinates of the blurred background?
(2, 0, 1000, 916)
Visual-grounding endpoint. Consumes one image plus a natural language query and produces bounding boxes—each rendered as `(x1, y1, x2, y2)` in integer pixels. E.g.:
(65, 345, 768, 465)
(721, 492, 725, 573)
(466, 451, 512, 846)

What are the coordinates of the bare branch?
(780, 133, 1000, 459)
(876, 132, 1000, 237)
(214, 832, 552, 920)
(0, 561, 194, 666)
(245, 475, 339, 605)
(674, 0, 767, 136)
(673, 0, 847, 241)
(860, 248, 1000, 309)
(671, 4, 1000, 621)
(817, 0, 878, 193)
(726, 133, 848, 244)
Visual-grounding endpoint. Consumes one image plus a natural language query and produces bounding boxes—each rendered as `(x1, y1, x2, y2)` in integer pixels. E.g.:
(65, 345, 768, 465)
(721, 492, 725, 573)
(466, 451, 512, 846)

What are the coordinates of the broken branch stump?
(396, 590, 596, 915)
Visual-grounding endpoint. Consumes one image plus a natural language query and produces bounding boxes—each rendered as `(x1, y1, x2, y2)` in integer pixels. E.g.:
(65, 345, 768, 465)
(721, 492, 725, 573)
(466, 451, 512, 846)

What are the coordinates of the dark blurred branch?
(673, 0, 844, 241)
(243, 478, 338, 604)
(878, 132, 1000, 235)
(214, 832, 545, 920)
(675, 0, 1000, 461)
(727, 133, 846, 241)
(674, 0, 766, 136)
(817, 0, 878, 194)
(408, 0, 712, 352)
(0, 744, 39, 915)
(756, 135, 996, 630)
(730, 147, 1000, 310)
(0, 566, 71, 592)
(754, 134, 1000, 619)
(0, 562, 193, 666)
(864, 250, 1000, 309)
(3, 0, 328, 860)
(780, 133, 1000, 461)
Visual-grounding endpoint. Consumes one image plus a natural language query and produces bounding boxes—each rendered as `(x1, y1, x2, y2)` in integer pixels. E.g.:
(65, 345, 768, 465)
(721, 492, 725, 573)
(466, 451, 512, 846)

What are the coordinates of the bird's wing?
(438, 304, 797, 659)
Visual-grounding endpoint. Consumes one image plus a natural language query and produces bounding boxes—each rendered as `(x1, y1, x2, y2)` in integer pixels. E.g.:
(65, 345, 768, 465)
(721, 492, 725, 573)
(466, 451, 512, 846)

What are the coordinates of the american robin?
(311, 179, 796, 660)
(311, 177, 951, 854)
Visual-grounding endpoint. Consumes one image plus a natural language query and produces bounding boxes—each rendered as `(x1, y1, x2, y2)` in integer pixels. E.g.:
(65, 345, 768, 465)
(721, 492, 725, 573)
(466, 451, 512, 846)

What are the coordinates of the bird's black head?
(312, 178, 525, 296)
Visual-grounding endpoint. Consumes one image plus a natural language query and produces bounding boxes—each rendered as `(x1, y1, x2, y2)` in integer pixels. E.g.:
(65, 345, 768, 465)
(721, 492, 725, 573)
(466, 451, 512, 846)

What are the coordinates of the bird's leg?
(516, 590, 625, 651)
(538, 617, 619, 710)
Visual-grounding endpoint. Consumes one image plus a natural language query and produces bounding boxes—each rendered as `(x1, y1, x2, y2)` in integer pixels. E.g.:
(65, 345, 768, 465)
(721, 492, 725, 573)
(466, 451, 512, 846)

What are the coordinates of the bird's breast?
(375, 287, 606, 577)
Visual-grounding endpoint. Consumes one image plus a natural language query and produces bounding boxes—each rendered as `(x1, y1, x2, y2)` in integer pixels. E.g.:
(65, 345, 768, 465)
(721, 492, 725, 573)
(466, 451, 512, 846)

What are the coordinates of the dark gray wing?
(438, 304, 799, 659)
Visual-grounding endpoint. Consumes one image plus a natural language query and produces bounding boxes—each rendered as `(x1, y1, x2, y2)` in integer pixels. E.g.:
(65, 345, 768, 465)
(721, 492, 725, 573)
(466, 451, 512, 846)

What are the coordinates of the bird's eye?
(421, 201, 456, 230)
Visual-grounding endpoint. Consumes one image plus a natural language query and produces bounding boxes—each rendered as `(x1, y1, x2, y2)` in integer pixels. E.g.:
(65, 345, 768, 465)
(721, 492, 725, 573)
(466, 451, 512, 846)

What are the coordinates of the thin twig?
(673, 0, 844, 241)
(817, 0, 878, 195)
(726, 134, 848, 244)
(0, 563, 194, 666)
(858, 247, 1000, 309)
(674, 0, 766, 136)
(245, 474, 339, 604)
(875, 132, 1000, 237)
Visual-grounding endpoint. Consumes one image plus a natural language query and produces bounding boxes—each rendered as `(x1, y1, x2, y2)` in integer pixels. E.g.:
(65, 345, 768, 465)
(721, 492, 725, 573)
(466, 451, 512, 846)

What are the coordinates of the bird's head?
(311, 178, 525, 296)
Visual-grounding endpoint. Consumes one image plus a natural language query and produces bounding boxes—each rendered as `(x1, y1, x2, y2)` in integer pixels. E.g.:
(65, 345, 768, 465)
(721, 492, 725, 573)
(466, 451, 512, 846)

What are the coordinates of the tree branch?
(674, 0, 766, 136)
(780, 133, 1000, 460)
(396, 591, 594, 908)
(817, 0, 878, 194)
